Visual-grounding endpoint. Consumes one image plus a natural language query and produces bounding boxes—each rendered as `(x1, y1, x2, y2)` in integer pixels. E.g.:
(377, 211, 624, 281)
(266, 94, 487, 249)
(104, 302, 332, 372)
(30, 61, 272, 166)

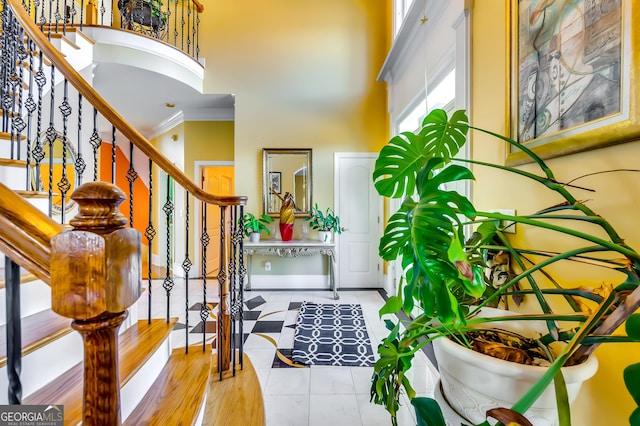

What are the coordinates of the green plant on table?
(305, 203, 342, 233)
(242, 212, 273, 237)
(369, 109, 640, 425)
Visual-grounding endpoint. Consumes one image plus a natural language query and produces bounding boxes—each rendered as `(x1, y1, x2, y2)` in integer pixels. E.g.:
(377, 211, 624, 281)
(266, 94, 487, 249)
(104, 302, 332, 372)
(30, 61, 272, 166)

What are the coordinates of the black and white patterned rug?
(292, 302, 376, 367)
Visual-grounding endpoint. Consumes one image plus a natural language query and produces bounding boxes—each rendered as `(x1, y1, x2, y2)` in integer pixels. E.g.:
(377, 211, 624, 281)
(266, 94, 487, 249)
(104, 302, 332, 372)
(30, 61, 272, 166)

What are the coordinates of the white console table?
(243, 240, 338, 299)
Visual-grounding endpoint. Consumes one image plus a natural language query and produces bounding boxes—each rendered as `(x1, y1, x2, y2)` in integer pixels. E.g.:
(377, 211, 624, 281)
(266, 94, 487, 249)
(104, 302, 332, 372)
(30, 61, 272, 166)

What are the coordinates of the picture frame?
(507, 0, 640, 165)
(269, 171, 281, 194)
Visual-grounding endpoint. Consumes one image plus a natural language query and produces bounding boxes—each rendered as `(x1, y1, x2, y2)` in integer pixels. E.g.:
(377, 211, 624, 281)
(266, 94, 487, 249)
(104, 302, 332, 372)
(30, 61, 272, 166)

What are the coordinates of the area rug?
(292, 302, 376, 367)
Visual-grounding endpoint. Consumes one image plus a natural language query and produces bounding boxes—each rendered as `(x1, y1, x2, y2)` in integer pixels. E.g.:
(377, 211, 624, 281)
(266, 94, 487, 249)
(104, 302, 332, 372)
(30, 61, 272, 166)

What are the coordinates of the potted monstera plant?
(370, 109, 640, 426)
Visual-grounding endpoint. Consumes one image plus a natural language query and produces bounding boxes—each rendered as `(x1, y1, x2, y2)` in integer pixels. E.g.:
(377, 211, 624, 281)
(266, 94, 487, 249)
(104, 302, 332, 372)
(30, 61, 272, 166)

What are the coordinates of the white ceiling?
(91, 62, 234, 138)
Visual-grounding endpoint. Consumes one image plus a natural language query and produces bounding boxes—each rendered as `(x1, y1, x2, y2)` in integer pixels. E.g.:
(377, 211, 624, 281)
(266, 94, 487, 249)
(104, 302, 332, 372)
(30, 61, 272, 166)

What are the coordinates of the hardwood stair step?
(0, 132, 26, 141)
(202, 353, 265, 426)
(14, 190, 52, 199)
(124, 346, 213, 426)
(0, 158, 29, 168)
(23, 318, 177, 425)
(0, 309, 71, 368)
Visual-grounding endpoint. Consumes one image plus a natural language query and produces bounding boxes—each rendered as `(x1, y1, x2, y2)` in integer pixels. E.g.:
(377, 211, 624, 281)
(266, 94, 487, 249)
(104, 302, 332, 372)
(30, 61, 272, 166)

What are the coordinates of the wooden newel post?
(50, 182, 142, 426)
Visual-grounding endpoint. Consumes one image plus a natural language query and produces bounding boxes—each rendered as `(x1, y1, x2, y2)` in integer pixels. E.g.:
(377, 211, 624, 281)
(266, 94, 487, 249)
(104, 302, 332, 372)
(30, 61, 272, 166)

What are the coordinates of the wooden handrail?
(7, 0, 245, 207)
(191, 0, 204, 13)
(0, 184, 64, 284)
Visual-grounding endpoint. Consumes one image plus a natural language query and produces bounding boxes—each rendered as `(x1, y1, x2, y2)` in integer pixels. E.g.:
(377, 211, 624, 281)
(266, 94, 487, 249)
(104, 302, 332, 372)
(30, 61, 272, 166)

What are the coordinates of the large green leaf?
(372, 109, 470, 199)
(412, 397, 446, 426)
(626, 314, 640, 340)
(419, 109, 470, 160)
(624, 362, 640, 406)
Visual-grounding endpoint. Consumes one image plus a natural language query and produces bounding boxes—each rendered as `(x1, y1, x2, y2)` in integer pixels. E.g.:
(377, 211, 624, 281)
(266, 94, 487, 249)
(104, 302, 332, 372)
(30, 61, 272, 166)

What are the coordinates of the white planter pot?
(249, 232, 261, 243)
(318, 230, 332, 243)
(433, 308, 598, 425)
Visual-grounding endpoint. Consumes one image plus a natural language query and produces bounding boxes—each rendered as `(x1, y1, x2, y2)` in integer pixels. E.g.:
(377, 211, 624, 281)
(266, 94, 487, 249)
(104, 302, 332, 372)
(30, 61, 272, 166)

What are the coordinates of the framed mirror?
(263, 148, 312, 217)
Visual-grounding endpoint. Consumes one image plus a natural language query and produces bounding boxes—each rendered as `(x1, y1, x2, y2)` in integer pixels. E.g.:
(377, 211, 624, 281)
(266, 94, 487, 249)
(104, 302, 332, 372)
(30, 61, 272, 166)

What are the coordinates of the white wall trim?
(248, 274, 331, 289)
(149, 111, 185, 139)
(183, 108, 234, 121)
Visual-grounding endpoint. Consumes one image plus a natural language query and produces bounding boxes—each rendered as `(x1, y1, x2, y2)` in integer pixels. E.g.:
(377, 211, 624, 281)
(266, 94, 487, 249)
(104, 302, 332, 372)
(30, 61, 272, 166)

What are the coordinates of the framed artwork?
(507, 0, 640, 165)
(269, 171, 281, 194)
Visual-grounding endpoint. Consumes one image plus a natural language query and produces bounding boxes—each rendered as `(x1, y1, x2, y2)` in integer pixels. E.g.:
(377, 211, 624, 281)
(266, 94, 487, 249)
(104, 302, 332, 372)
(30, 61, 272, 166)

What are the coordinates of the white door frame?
(334, 152, 383, 289)
(193, 160, 234, 278)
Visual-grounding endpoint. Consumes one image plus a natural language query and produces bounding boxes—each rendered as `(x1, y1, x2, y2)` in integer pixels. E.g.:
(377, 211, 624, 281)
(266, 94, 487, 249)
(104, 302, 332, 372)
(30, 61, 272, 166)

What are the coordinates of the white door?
(335, 153, 382, 288)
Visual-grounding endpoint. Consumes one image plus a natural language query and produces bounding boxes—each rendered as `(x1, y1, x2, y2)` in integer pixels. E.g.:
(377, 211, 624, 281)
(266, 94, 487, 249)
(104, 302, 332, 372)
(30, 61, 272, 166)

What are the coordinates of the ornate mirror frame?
(262, 148, 312, 218)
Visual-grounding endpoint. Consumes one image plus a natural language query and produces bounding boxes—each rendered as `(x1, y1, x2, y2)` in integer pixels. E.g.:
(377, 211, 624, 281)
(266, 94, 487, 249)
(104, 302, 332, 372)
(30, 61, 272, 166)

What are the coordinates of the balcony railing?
(19, 0, 203, 60)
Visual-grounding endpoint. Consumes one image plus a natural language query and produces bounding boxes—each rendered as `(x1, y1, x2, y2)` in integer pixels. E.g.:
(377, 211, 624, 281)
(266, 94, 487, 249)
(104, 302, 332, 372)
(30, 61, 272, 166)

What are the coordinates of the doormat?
(292, 302, 376, 367)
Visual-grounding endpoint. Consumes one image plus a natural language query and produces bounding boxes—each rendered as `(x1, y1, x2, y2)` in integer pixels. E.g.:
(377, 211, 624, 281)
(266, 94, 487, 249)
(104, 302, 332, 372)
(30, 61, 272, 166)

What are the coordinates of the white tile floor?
(137, 281, 440, 426)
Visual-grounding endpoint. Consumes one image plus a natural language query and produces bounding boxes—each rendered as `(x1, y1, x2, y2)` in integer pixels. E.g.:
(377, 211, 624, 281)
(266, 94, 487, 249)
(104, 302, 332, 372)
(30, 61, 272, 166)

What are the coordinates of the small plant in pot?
(242, 212, 273, 243)
(370, 109, 640, 425)
(306, 203, 342, 243)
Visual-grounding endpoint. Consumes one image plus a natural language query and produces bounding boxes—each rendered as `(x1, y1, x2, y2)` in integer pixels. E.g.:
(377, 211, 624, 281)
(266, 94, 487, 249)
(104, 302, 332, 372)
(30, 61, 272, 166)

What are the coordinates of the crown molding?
(148, 111, 185, 139)
(183, 108, 234, 121)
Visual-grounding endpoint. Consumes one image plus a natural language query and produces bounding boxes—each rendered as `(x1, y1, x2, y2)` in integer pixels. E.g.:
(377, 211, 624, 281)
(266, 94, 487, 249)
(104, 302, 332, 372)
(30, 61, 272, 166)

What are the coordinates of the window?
(396, 68, 456, 134)
(394, 0, 415, 37)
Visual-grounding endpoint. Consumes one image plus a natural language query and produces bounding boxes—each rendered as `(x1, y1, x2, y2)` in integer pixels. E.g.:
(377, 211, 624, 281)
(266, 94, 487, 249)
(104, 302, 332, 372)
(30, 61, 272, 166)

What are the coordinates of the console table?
(243, 240, 338, 300)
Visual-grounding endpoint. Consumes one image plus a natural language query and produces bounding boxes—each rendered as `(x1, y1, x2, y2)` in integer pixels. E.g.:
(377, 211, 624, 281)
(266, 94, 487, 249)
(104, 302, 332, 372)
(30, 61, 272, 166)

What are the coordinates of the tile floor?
(137, 280, 440, 426)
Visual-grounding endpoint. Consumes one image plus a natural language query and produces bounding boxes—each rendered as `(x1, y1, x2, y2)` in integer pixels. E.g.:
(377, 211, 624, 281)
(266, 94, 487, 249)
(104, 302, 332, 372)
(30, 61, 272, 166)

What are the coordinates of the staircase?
(0, 0, 257, 424)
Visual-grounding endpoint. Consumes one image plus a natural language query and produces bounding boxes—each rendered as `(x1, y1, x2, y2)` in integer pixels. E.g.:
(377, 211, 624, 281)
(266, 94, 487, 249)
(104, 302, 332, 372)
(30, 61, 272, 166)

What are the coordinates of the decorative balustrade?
(17, 0, 203, 60)
(0, 0, 245, 410)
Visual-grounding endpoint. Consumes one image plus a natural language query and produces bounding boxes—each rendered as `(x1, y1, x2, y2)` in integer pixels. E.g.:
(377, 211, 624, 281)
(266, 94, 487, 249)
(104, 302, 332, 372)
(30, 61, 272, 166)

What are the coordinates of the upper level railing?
(1, 0, 246, 416)
(19, 0, 203, 60)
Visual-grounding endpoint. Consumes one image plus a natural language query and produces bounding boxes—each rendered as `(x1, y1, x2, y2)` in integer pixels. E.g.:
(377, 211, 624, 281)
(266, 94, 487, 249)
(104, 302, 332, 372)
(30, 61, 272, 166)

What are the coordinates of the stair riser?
(0, 166, 28, 191)
(0, 279, 51, 326)
(0, 331, 83, 405)
(121, 336, 172, 421)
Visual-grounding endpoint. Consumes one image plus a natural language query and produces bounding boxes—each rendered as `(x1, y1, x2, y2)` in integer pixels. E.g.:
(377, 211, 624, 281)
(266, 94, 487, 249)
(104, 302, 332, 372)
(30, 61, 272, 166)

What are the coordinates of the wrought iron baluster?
(70, 0, 77, 28)
(238, 205, 245, 369)
(24, 37, 37, 190)
(195, 10, 199, 60)
(180, 0, 184, 51)
(89, 107, 102, 181)
(165, 0, 171, 44)
(34, 0, 40, 25)
(173, 0, 178, 47)
(99, 0, 105, 25)
(47, 0, 53, 38)
(182, 193, 192, 353)
(5, 257, 22, 404)
(230, 205, 236, 375)
(32, 49, 46, 191)
(111, 125, 116, 184)
(126, 141, 138, 227)
(54, 0, 62, 33)
(217, 205, 227, 378)
(6, 17, 19, 159)
(0, 4, 11, 136)
(39, 0, 46, 31)
(75, 93, 86, 184)
(46, 63, 57, 218)
(145, 159, 156, 324)
(200, 200, 209, 351)
(58, 79, 72, 222)
(13, 28, 27, 164)
(80, 0, 84, 30)
(186, 1, 190, 56)
(162, 175, 174, 323)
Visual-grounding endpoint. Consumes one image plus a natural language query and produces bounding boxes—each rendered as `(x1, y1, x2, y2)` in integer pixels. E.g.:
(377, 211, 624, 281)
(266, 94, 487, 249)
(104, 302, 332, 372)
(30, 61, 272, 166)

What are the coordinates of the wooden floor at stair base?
(202, 352, 265, 426)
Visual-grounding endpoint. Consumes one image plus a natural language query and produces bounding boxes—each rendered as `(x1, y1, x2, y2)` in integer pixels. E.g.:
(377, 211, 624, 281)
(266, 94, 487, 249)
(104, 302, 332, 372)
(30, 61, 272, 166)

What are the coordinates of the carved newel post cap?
(70, 182, 128, 234)
(51, 182, 142, 320)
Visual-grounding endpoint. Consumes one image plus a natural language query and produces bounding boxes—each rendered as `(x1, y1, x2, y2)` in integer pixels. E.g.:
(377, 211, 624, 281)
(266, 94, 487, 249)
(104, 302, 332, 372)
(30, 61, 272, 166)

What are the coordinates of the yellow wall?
(472, 1, 640, 423)
(198, 0, 390, 216)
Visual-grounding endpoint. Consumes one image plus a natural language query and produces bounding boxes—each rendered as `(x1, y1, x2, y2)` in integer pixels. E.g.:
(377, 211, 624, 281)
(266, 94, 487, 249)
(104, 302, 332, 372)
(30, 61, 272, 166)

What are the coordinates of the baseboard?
(248, 274, 330, 290)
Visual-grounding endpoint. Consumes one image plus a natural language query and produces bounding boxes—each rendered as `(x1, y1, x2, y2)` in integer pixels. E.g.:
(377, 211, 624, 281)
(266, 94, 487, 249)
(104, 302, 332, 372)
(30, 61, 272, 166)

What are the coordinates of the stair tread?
(0, 131, 26, 140)
(124, 346, 212, 426)
(14, 190, 52, 199)
(202, 353, 265, 426)
(0, 309, 71, 367)
(24, 318, 178, 425)
(0, 158, 29, 167)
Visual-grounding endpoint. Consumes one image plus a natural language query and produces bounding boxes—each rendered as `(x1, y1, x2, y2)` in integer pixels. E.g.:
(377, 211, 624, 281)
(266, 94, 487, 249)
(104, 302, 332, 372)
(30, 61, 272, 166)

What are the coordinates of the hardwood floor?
(202, 352, 265, 426)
